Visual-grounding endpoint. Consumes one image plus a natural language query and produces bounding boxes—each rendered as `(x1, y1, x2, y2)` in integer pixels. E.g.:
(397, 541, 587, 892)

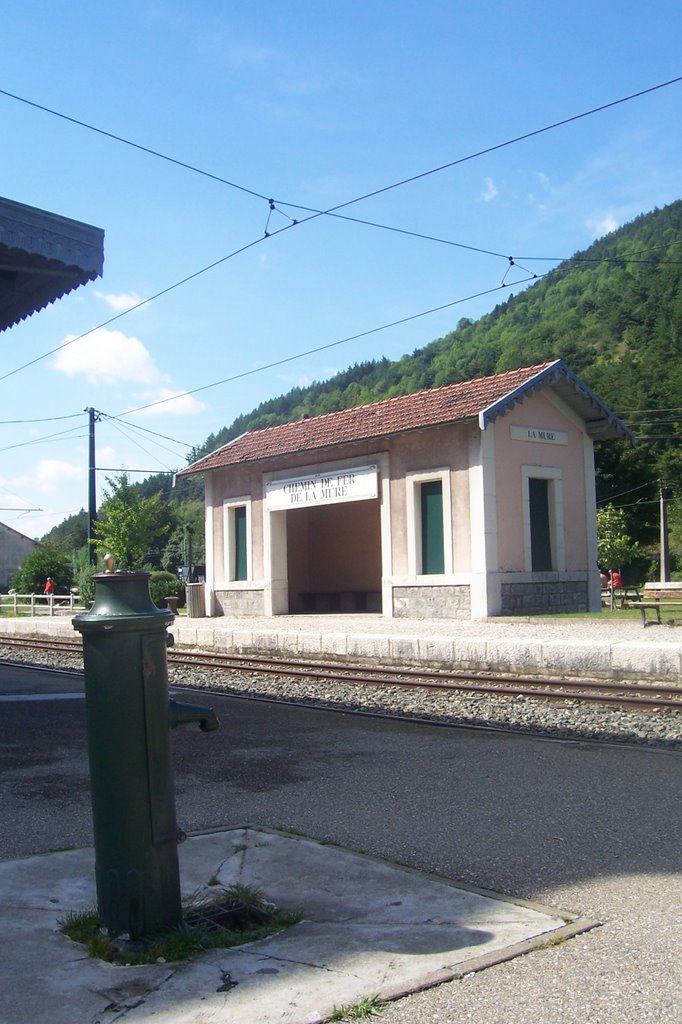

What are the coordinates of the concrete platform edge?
(1, 615, 681, 682)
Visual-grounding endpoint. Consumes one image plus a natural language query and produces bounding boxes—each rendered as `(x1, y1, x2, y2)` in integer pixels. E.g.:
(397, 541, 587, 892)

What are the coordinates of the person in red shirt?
(610, 569, 622, 590)
(43, 577, 54, 596)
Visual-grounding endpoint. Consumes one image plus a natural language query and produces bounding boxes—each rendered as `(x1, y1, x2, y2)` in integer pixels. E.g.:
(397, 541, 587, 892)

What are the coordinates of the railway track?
(1, 633, 681, 712)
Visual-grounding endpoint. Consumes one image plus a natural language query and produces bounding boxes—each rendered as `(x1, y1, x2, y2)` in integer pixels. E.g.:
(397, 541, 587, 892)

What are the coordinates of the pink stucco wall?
(493, 391, 589, 571)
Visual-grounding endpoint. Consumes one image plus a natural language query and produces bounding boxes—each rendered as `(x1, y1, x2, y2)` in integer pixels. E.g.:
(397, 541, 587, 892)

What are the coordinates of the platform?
(1, 611, 682, 683)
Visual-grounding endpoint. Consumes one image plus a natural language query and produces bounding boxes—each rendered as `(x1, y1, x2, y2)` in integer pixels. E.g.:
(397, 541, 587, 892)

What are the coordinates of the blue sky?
(1, 1, 681, 538)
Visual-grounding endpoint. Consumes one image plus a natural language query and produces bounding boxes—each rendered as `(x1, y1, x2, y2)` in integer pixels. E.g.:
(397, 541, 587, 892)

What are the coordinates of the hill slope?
(44, 200, 682, 557)
(186, 200, 682, 546)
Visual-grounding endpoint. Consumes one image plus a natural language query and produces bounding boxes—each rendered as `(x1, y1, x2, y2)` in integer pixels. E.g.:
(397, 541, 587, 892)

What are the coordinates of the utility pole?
(660, 484, 671, 583)
(85, 407, 101, 566)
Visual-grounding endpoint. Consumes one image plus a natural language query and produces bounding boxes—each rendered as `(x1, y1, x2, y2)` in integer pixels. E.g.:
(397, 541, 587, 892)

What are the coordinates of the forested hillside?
(186, 200, 682, 551)
(44, 199, 682, 567)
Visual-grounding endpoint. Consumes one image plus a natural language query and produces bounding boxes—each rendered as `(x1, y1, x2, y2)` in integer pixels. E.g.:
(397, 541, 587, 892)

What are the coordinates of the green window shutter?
(529, 478, 552, 571)
(234, 506, 247, 581)
(421, 481, 445, 574)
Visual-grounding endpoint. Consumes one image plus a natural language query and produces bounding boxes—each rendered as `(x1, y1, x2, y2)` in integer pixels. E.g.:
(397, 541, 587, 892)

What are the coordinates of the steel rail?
(1, 633, 680, 711)
(167, 651, 682, 710)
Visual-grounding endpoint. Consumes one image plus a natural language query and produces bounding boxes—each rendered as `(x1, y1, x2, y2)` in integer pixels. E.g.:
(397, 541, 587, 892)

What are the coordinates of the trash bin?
(186, 582, 206, 617)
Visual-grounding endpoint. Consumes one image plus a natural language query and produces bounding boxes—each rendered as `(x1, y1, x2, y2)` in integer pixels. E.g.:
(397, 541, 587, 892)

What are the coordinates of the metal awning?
(0, 196, 104, 331)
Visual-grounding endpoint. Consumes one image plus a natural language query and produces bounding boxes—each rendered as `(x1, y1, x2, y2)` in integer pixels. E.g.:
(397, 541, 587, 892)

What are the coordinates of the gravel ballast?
(2, 641, 680, 751)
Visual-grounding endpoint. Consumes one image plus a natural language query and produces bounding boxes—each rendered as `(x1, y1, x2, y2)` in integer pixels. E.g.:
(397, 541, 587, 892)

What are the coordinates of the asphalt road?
(1, 663, 680, 1022)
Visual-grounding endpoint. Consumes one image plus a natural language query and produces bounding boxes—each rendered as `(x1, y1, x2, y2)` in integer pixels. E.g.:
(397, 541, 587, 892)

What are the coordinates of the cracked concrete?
(0, 828, 595, 1024)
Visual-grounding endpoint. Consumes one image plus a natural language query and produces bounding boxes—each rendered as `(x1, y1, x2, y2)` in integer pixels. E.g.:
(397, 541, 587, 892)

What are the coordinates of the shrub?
(149, 571, 184, 608)
(11, 543, 72, 594)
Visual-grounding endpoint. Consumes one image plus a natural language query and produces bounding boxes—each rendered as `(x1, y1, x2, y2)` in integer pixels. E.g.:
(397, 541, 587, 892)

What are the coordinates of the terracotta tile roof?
(181, 362, 561, 476)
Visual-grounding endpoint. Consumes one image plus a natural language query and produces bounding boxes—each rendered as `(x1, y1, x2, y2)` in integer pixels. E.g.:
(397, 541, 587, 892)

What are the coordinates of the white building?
(0, 522, 38, 590)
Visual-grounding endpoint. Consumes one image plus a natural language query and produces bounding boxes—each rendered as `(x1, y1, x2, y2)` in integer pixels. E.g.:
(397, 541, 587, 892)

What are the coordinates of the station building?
(180, 360, 632, 620)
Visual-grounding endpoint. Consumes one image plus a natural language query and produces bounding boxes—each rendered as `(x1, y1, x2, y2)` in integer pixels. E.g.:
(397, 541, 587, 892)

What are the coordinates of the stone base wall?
(212, 589, 265, 617)
(500, 579, 588, 616)
(392, 585, 471, 619)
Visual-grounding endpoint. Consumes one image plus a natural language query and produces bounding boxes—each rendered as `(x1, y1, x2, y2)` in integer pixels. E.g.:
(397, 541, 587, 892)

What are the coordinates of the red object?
(44, 579, 54, 595)
(610, 570, 622, 589)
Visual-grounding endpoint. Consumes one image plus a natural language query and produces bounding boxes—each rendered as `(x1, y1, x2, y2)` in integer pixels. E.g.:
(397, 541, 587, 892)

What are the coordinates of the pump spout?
(169, 697, 219, 732)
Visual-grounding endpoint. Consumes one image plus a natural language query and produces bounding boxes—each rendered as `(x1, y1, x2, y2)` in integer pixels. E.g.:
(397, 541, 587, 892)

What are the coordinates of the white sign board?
(265, 464, 378, 511)
(511, 425, 568, 446)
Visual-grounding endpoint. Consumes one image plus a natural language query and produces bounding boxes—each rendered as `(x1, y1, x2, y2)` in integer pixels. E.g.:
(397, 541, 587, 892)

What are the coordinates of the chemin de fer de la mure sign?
(265, 464, 378, 511)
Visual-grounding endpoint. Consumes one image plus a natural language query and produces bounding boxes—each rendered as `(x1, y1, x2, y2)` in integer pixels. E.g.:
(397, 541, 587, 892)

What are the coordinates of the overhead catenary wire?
(4, 75, 680, 225)
(1, 75, 681, 533)
(0, 234, 269, 385)
(0, 87, 270, 202)
(1, 75, 680, 388)
(276, 76, 682, 221)
(3, 80, 681, 273)
(115, 276, 542, 417)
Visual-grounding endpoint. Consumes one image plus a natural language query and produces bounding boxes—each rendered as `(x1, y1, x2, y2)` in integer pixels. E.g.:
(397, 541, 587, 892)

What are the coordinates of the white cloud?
(0, 491, 33, 510)
(585, 214, 620, 238)
(34, 459, 84, 494)
(127, 389, 207, 417)
(95, 291, 146, 312)
(481, 177, 499, 202)
(51, 328, 165, 385)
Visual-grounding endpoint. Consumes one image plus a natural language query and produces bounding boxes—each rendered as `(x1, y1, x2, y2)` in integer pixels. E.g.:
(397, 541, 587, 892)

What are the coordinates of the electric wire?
(100, 416, 175, 472)
(0, 481, 42, 512)
(0, 424, 89, 454)
(0, 412, 84, 425)
(1, 76, 680, 386)
(273, 210, 682, 265)
(4, 75, 680, 234)
(275, 76, 682, 219)
(102, 415, 194, 449)
(597, 481, 658, 504)
(0, 234, 269, 385)
(0, 87, 270, 202)
(99, 413, 186, 463)
(116, 275, 542, 417)
(617, 406, 682, 414)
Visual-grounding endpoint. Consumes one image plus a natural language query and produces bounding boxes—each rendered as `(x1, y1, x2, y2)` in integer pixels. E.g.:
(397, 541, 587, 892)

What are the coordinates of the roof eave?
(0, 197, 104, 331)
(179, 416, 482, 476)
(478, 359, 635, 445)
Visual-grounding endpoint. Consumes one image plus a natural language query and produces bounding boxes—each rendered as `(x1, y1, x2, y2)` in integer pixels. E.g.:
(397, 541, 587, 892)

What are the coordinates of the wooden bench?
(601, 586, 641, 609)
(624, 586, 682, 626)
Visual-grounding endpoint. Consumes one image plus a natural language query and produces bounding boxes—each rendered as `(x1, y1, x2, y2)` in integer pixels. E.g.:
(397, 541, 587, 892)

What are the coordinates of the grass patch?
(329, 995, 386, 1020)
(59, 884, 301, 966)
(532, 931, 569, 951)
(529, 608, 643, 620)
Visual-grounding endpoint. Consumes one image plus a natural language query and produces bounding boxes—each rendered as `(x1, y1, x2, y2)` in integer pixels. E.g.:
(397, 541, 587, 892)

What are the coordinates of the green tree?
(597, 504, 641, 574)
(10, 542, 72, 594)
(161, 500, 205, 573)
(40, 508, 88, 553)
(93, 474, 171, 570)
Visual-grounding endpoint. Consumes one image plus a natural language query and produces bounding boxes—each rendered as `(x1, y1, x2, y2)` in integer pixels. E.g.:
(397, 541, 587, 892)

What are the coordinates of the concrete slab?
(0, 828, 596, 1024)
